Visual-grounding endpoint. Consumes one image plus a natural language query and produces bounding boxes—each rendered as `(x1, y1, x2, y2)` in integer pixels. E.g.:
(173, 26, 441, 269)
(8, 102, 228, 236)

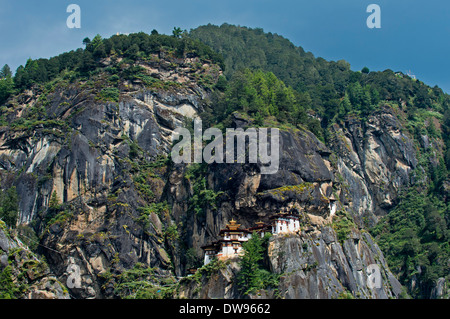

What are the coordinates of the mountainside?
(0, 220, 69, 299)
(0, 25, 448, 299)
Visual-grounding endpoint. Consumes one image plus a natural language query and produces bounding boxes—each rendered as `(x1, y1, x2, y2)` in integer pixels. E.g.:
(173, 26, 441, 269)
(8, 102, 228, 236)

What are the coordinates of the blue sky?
(1, 0, 449, 92)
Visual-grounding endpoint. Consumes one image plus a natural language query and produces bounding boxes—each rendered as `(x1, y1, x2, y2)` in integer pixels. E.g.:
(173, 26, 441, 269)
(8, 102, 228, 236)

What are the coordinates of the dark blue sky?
(1, 0, 449, 92)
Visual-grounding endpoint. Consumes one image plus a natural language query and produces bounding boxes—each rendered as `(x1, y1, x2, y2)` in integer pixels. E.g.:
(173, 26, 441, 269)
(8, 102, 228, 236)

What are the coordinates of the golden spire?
(227, 219, 241, 230)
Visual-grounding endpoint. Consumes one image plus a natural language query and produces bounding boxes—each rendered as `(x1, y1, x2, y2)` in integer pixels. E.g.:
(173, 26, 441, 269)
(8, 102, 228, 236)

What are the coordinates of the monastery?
(201, 210, 301, 265)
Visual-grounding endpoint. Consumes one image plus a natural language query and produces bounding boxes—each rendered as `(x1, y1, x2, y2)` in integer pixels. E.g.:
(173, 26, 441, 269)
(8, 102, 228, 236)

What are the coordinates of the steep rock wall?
(0, 56, 415, 299)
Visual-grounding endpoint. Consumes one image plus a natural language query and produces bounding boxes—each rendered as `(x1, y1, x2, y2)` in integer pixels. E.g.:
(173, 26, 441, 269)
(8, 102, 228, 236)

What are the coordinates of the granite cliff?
(0, 29, 447, 299)
(0, 220, 69, 299)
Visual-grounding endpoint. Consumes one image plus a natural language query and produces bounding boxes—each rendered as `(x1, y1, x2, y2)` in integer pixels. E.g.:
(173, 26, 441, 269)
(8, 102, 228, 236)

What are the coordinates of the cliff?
(171, 110, 405, 298)
(0, 29, 448, 299)
(0, 220, 69, 299)
(177, 228, 403, 299)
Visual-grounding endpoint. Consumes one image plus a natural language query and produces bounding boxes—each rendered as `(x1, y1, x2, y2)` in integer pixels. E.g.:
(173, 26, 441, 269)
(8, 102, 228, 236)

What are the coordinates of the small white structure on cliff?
(270, 211, 301, 235)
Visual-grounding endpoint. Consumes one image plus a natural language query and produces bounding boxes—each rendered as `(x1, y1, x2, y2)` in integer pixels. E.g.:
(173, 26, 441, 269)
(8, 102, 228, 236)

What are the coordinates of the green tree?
(0, 75, 14, 104)
(0, 187, 19, 228)
(82, 37, 91, 46)
(371, 188, 450, 298)
(237, 233, 278, 295)
(340, 92, 352, 114)
(87, 34, 103, 53)
(172, 27, 183, 38)
(13, 65, 28, 89)
(125, 43, 140, 59)
(347, 82, 363, 108)
(93, 42, 107, 59)
(77, 51, 97, 74)
(43, 191, 62, 227)
(0, 64, 12, 78)
(215, 75, 227, 91)
(0, 266, 19, 298)
(221, 69, 308, 126)
(48, 191, 60, 211)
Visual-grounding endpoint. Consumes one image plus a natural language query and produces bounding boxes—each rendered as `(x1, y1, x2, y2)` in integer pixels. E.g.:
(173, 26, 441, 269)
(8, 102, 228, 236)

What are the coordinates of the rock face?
(0, 221, 69, 299)
(176, 226, 403, 299)
(0, 53, 416, 299)
(328, 108, 418, 227)
(177, 260, 242, 299)
(0, 53, 217, 298)
(166, 110, 408, 298)
(267, 228, 402, 299)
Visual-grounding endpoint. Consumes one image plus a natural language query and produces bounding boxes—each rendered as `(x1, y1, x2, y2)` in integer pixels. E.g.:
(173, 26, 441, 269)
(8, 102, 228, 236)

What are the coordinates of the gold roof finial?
(227, 219, 241, 230)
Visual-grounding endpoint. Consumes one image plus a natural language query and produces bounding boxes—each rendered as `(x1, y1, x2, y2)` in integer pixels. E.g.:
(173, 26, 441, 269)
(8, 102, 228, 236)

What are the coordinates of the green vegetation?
(96, 87, 119, 102)
(129, 154, 169, 201)
(0, 64, 14, 105)
(191, 23, 449, 130)
(137, 201, 170, 230)
(184, 257, 227, 286)
(258, 183, 314, 202)
(190, 23, 351, 94)
(2, 32, 223, 97)
(202, 68, 323, 140)
(111, 262, 176, 299)
(185, 163, 223, 218)
(0, 247, 52, 299)
(337, 289, 355, 299)
(48, 191, 60, 211)
(237, 233, 279, 296)
(332, 210, 357, 244)
(0, 264, 28, 299)
(190, 177, 223, 217)
(371, 188, 449, 298)
(369, 141, 450, 298)
(0, 187, 19, 228)
(191, 24, 450, 298)
(223, 69, 304, 121)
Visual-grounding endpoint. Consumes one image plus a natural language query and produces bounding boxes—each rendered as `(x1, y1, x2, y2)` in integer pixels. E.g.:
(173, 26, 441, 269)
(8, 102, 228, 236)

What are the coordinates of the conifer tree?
(0, 187, 19, 228)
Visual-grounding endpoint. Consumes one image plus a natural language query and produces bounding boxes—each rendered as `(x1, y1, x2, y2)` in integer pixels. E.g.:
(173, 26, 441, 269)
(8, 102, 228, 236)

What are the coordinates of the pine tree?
(48, 191, 60, 211)
(0, 76, 14, 104)
(82, 37, 91, 46)
(0, 64, 12, 78)
(238, 232, 265, 294)
(172, 27, 183, 38)
(0, 187, 19, 228)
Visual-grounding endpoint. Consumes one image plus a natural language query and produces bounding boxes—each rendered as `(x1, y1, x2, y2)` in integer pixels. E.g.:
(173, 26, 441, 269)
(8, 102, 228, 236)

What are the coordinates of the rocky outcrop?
(174, 180, 403, 299)
(175, 225, 404, 299)
(0, 221, 69, 299)
(177, 260, 242, 299)
(430, 277, 449, 299)
(166, 110, 410, 298)
(164, 124, 339, 276)
(328, 108, 418, 226)
(268, 227, 402, 299)
(0, 53, 218, 298)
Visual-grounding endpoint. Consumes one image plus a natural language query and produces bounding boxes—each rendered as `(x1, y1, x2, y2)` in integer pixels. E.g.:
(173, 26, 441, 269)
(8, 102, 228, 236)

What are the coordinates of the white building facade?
(271, 212, 301, 235)
(202, 213, 302, 265)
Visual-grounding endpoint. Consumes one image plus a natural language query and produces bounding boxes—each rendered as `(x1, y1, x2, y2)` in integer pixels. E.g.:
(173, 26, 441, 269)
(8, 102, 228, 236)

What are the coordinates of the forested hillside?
(190, 24, 450, 126)
(190, 24, 450, 298)
(0, 24, 448, 299)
